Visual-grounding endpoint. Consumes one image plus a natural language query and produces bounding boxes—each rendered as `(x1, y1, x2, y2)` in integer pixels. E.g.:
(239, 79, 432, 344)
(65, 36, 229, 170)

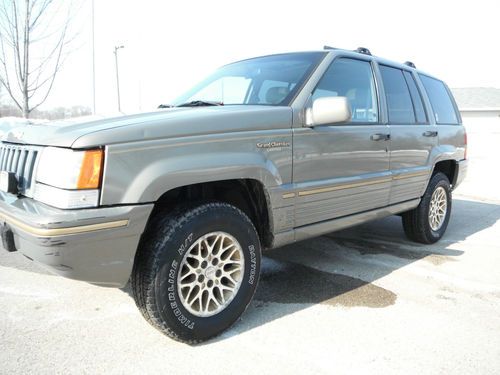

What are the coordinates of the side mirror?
(305, 96, 352, 127)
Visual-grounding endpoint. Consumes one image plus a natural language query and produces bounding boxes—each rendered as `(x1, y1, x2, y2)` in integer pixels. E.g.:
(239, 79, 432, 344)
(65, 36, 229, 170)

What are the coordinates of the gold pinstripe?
(0, 211, 129, 238)
(281, 170, 430, 199)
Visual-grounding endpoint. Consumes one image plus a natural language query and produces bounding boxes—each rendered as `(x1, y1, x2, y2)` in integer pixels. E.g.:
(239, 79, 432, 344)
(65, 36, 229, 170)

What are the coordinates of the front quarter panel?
(101, 129, 292, 205)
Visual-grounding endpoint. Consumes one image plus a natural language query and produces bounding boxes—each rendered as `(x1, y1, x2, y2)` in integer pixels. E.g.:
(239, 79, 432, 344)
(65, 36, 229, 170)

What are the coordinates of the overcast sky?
(42, 0, 500, 114)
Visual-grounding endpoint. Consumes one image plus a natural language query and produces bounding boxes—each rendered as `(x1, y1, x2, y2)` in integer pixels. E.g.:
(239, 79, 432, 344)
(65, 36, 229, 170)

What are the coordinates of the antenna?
(404, 61, 416, 68)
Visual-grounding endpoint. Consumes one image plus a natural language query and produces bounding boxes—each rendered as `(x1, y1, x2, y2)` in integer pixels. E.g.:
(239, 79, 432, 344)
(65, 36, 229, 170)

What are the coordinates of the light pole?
(91, 0, 95, 114)
(114, 45, 124, 112)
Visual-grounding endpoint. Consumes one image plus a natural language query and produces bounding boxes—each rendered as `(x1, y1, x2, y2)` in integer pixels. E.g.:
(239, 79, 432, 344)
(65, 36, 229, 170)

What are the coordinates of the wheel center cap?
(205, 266, 216, 280)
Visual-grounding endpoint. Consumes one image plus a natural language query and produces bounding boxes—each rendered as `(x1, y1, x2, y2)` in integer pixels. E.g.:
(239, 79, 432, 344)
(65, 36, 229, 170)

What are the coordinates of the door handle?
(423, 130, 438, 137)
(370, 133, 390, 141)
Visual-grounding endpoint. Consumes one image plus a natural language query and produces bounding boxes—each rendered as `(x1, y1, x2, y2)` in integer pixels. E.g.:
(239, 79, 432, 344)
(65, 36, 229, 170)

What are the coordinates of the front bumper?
(0, 192, 153, 287)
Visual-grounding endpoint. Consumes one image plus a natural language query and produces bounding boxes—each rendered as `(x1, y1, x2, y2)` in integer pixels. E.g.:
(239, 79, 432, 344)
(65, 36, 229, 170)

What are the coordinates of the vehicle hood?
(0, 106, 293, 148)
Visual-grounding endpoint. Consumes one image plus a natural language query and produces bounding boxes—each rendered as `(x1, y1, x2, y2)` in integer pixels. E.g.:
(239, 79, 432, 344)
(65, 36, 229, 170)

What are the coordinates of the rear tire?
(132, 202, 261, 343)
(402, 172, 452, 244)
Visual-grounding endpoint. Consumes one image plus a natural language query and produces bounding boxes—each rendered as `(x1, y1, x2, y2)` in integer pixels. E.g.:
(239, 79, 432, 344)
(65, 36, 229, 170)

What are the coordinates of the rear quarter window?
(419, 75, 460, 124)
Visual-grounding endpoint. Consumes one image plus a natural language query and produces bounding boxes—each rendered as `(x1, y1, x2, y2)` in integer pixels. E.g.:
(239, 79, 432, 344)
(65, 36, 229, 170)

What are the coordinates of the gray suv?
(0, 47, 467, 343)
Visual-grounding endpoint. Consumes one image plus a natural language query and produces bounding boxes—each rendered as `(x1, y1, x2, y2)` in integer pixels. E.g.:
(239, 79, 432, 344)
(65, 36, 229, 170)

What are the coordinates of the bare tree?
(0, 0, 77, 118)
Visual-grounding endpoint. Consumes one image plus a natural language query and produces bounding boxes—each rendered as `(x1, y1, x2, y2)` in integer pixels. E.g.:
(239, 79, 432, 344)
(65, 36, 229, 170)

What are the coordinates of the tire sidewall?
(153, 205, 260, 342)
(422, 174, 452, 242)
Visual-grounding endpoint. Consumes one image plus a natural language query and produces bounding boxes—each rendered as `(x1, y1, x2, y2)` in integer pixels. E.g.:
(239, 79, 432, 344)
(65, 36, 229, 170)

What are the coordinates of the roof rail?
(355, 47, 371, 56)
(404, 61, 416, 68)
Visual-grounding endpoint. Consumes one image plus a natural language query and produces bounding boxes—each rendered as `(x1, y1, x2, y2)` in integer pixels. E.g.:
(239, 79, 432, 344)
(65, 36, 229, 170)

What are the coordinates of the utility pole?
(114, 45, 124, 112)
(91, 0, 96, 114)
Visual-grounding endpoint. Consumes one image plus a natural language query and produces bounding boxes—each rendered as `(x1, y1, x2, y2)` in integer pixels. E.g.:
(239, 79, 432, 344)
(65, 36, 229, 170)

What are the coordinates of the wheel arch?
(113, 152, 284, 204)
(432, 159, 458, 188)
(144, 178, 274, 250)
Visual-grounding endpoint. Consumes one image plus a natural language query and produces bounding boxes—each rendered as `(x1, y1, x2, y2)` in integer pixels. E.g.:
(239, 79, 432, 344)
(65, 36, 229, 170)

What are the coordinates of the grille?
(0, 143, 41, 196)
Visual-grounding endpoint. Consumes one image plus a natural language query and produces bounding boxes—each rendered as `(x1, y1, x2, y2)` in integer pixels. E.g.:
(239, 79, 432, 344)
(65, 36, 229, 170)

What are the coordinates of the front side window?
(419, 75, 459, 124)
(312, 58, 378, 123)
(379, 65, 416, 124)
(170, 52, 326, 106)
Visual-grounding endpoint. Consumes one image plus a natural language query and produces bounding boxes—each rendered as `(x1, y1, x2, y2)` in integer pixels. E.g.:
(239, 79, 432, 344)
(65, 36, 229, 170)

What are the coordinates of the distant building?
(451, 87, 500, 126)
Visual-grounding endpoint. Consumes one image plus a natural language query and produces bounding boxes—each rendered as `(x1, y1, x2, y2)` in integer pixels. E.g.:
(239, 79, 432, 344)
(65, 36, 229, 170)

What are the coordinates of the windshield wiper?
(176, 100, 224, 107)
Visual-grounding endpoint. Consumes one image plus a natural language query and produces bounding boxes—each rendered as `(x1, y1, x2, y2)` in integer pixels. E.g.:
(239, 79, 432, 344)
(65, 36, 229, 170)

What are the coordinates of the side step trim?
(294, 199, 420, 242)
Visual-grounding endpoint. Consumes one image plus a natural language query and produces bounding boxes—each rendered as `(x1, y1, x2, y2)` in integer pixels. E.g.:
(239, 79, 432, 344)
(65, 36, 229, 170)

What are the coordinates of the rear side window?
(419, 75, 459, 124)
(403, 71, 427, 123)
(379, 65, 415, 124)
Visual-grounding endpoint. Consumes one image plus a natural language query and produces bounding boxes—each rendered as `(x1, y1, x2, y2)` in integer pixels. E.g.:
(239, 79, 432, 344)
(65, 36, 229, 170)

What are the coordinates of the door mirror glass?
(306, 96, 352, 126)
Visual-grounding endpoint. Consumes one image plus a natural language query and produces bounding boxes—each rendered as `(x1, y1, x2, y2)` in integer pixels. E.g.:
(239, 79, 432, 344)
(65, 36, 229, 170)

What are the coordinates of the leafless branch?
(0, 0, 79, 118)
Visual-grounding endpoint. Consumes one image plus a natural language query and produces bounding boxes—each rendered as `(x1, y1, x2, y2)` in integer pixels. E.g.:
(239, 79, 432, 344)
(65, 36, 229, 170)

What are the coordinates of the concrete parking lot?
(1, 124, 499, 374)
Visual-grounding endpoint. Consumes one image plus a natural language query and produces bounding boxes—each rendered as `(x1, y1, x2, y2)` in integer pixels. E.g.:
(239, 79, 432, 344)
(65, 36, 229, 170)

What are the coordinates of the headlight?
(36, 147, 103, 189)
(34, 147, 103, 209)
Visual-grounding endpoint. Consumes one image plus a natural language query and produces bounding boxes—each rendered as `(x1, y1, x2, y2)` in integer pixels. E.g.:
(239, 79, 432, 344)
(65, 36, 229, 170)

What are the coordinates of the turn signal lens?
(77, 150, 103, 189)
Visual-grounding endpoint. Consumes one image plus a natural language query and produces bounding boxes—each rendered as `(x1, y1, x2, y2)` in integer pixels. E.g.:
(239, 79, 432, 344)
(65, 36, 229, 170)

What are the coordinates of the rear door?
(377, 64, 437, 204)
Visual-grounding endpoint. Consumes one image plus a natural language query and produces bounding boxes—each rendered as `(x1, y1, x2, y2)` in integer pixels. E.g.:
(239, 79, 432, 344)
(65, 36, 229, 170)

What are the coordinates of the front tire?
(132, 202, 261, 343)
(402, 172, 452, 244)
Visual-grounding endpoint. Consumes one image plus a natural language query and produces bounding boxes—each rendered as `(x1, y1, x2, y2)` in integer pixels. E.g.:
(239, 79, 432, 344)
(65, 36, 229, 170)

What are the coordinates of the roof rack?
(355, 47, 371, 56)
(323, 45, 372, 56)
(404, 61, 416, 68)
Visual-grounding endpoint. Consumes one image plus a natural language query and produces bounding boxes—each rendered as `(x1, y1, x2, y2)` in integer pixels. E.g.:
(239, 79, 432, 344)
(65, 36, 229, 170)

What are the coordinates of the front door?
(292, 57, 391, 228)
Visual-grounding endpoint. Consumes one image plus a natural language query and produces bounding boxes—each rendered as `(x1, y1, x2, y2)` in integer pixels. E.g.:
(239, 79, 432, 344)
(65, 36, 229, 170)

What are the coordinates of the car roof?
(228, 49, 442, 82)
(321, 48, 441, 81)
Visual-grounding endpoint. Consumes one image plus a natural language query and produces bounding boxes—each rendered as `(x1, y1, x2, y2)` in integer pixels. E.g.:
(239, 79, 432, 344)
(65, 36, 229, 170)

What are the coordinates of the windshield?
(170, 52, 326, 107)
